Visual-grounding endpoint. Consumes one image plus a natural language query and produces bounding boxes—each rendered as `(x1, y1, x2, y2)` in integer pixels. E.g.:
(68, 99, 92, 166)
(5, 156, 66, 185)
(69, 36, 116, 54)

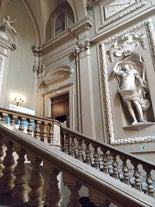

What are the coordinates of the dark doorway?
(51, 93, 69, 127)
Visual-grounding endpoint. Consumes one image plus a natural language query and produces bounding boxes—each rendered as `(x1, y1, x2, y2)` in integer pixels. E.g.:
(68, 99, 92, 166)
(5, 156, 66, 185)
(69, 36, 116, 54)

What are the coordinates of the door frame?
(43, 83, 75, 130)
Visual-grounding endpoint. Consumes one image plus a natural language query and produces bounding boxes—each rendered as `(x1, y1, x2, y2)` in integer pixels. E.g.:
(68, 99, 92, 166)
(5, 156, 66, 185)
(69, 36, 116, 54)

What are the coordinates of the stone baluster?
(63, 132, 70, 154)
(110, 152, 118, 179)
(0, 136, 4, 177)
(48, 123, 53, 144)
(27, 155, 43, 207)
(44, 161, 61, 206)
(27, 119, 33, 136)
(84, 140, 91, 164)
(34, 120, 41, 140)
(89, 188, 110, 207)
(0, 141, 15, 194)
(41, 122, 47, 142)
(9, 114, 16, 126)
(132, 161, 141, 191)
(63, 173, 81, 207)
(101, 148, 109, 174)
(92, 144, 100, 169)
(145, 169, 154, 197)
(77, 137, 83, 161)
(12, 148, 28, 203)
(120, 157, 130, 184)
(0, 113, 7, 122)
(19, 117, 26, 131)
(70, 135, 76, 157)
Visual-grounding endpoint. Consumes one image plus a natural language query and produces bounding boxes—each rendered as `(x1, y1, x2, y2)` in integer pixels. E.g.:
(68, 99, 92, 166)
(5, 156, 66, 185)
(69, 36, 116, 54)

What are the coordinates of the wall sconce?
(14, 97, 24, 106)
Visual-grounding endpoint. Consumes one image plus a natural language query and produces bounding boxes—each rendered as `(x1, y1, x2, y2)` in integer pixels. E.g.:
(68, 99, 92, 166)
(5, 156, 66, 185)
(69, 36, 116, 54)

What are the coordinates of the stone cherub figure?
(113, 54, 150, 125)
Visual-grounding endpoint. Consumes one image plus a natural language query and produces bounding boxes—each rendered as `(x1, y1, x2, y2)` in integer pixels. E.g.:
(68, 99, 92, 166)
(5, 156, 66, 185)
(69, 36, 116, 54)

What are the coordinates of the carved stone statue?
(0, 16, 16, 34)
(0, 16, 17, 50)
(113, 53, 150, 125)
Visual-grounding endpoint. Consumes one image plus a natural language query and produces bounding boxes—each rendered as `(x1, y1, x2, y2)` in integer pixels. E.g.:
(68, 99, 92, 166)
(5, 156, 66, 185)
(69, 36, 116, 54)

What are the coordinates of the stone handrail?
(0, 107, 154, 206)
(0, 107, 61, 146)
(60, 125, 155, 198)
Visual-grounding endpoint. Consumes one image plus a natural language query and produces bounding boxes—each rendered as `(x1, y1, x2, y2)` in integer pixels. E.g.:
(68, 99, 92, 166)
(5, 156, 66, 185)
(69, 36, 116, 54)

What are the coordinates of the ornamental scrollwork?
(73, 40, 90, 56)
(107, 32, 146, 62)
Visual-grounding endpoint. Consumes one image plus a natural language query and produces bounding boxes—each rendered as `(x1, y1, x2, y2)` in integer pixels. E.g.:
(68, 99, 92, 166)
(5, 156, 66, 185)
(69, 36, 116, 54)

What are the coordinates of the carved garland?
(99, 19, 155, 145)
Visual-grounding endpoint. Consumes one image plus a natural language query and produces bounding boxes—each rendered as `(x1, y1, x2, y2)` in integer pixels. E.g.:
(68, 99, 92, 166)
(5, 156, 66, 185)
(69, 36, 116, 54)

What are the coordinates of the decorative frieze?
(104, 0, 137, 19)
(100, 0, 146, 29)
(88, 0, 147, 35)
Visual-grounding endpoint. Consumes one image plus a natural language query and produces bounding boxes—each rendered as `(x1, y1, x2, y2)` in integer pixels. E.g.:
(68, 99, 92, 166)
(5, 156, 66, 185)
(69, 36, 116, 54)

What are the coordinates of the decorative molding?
(99, 19, 155, 145)
(99, 1, 146, 30)
(33, 64, 45, 75)
(99, 43, 115, 143)
(112, 135, 155, 145)
(42, 16, 93, 55)
(105, 19, 155, 66)
(42, 65, 74, 88)
(73, 40, 90, 56)
(145, 19, 155, 69)
(107, 32, 146, 62)
(104, 0, 137, 19)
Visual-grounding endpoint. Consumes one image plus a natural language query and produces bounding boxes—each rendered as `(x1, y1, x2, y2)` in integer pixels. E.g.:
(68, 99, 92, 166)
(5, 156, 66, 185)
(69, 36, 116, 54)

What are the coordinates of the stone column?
(73, 39, 96, 137)
(32, 45, 45, 116)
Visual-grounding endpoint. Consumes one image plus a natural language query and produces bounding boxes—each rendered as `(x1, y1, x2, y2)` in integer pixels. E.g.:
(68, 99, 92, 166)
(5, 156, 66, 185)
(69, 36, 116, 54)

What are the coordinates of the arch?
(45, 2, 75, 41)
(43, 65, 74, 86)
(67, 0, 87, 21)
(22, 0, 41, 45)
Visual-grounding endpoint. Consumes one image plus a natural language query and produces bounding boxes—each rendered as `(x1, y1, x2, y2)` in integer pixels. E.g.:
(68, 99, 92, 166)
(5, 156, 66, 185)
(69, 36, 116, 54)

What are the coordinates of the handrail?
(61, 125, 155, 167)
(0, 123, 154, 207)
(0, 107, 60, 124)
(60, 125, 155, 198)
(0, 107, 61, 146)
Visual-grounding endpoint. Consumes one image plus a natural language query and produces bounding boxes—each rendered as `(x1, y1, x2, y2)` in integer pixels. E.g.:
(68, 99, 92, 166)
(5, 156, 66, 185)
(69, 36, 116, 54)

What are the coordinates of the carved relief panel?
(99, 19, 155, 145)
(89, 0, 151, 34)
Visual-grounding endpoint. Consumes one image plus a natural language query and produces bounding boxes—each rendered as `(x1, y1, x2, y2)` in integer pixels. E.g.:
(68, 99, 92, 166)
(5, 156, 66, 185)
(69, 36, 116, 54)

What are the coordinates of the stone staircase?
(0, 107, 154, 207)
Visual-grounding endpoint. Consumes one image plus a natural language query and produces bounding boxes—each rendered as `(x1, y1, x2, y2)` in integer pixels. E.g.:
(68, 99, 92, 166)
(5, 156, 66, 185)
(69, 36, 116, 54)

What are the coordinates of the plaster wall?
(3, 0, 36, 110)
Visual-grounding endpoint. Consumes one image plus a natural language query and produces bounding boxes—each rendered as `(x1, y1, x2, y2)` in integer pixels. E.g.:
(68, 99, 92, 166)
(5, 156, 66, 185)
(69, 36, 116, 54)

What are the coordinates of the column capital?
(73, 40, 90, 57)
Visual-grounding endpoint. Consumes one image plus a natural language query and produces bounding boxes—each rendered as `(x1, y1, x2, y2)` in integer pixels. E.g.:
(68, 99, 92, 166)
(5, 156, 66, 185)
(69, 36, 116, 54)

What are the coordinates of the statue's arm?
(113, 62, 122, 76)
(135, 73, 148, 88)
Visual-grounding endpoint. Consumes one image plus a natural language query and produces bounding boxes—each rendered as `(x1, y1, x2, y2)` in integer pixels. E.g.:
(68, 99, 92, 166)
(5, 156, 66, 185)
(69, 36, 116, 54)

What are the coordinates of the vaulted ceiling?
(22, 0, 88, 43)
